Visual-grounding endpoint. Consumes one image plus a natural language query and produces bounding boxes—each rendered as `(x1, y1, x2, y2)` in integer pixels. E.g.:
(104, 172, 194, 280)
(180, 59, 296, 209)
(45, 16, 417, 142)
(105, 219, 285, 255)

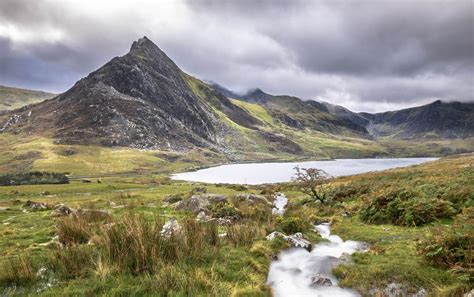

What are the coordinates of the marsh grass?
(227, 223, 265, 246)
(57, 215, 93, 245)
(0, 255, 36, 285)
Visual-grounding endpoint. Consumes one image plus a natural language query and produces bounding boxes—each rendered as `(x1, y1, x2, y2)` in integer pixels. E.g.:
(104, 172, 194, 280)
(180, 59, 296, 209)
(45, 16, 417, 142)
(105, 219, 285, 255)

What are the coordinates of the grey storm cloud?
(0, 0, 472, 112)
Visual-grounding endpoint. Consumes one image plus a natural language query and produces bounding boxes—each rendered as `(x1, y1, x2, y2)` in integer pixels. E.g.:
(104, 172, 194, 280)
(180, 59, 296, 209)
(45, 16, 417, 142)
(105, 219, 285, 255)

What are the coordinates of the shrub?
(0, 171, 69, 186)
(164, 193, 184, 204)
(418, 208, 473, 273)
(275, 216, 307, 234)
(327, 183, 370, 201)
(359, 189, 455, 226)
(211, 202, 242, 220)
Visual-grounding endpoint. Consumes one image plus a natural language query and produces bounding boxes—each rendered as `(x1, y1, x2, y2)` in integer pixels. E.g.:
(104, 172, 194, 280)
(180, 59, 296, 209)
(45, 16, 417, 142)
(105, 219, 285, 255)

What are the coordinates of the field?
(0, 150, 472, 296)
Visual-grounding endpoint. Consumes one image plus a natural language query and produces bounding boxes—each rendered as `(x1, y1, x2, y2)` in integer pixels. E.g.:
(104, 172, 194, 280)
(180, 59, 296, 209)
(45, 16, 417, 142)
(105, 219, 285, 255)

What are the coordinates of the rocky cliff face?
(0, 37, 241, 150)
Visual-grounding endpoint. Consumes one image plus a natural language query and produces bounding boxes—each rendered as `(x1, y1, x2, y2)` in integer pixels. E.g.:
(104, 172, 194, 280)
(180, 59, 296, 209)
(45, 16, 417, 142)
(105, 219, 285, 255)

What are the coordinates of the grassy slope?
(0, 86, 55, 110)
(0, 154, 471, 296)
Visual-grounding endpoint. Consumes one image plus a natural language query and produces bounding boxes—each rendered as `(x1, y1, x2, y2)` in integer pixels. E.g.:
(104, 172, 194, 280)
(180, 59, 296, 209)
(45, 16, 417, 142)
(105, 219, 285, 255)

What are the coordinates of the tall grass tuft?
(227, 223, 265, 246)
(57, 215, 93, 245)
(0, 255, 36, 285)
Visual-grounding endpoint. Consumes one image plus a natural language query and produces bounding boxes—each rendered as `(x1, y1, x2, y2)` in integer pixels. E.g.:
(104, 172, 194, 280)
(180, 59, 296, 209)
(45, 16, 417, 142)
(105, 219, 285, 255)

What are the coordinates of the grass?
(0, 150, 472, 295)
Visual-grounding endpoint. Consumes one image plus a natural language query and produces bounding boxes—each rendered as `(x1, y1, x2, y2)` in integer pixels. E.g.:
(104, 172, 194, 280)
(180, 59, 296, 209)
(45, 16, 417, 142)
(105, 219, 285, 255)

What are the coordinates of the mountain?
(0, 37, 472, 159)
(221, 87, 369, 135)
(0, 37, 261, 150)
(0, 86, 55, 110)
(360, 100, 474, 139)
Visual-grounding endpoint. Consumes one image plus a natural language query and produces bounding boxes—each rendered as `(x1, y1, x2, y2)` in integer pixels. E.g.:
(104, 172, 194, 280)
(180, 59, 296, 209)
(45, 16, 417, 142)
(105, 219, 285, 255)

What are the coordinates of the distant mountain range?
(1, 37, 472, 157)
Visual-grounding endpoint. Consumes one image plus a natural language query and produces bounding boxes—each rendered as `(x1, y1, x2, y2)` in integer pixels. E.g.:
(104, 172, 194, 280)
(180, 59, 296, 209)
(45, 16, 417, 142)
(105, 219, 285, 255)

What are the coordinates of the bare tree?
(293, 166, 332, 203)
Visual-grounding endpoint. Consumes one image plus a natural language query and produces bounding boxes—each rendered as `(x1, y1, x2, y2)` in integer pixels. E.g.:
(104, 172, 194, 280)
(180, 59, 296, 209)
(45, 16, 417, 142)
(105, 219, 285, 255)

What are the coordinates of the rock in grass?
(50, 204, 73, 217)
(24, 200, 48, 211)
(266, 231, 312, 251)
(173, 194, 227, 214)
(234, 194, 271, 205)
(160, 218, 181, 237)
(75, 209, 110, 221)
(309, 273, 333, 287)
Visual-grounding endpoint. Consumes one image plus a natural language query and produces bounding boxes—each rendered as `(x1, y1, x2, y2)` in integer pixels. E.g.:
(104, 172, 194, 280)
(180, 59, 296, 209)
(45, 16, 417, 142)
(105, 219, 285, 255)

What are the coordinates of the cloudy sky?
(0, 0, 472, 112)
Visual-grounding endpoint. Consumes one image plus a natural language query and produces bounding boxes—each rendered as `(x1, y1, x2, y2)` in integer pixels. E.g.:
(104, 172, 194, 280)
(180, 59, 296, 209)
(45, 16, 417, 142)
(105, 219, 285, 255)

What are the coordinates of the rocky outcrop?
(172, 194, 227, 214)
(266, 231, 312, 251)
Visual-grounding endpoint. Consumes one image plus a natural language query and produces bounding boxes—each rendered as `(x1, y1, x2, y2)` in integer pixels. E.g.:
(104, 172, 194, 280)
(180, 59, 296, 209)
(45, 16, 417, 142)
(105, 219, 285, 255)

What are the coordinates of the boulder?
(24, 200, 48, 211)
(196, 211, 211, 221)
(266, 231, 312, 251)
(51, 204, 73, 217)
(234, 194, 271, 205)
(160, 218, 181, 237)
(309, 274, 333, 287)
(173, 194, 227, 214)
(286, 233, 312, 250)
(75, 209, 110, 221)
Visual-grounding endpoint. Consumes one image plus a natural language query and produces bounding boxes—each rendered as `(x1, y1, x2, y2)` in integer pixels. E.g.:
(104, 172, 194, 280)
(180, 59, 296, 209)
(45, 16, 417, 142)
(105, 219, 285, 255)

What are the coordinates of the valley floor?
(0, 152, 472, 296)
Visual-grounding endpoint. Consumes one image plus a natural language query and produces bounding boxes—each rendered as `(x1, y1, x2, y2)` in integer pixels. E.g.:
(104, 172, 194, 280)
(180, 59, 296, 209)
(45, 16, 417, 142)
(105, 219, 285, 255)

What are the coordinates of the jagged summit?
(0, 37, 230, 150)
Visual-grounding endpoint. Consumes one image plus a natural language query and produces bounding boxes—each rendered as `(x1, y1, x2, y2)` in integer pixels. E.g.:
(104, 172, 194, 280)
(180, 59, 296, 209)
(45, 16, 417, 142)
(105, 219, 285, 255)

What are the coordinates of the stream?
(267, 223, 367, 297)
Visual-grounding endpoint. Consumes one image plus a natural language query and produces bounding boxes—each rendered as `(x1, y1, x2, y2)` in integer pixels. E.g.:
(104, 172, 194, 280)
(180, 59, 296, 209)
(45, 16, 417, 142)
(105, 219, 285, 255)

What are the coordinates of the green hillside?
(0, 86, 55, 110)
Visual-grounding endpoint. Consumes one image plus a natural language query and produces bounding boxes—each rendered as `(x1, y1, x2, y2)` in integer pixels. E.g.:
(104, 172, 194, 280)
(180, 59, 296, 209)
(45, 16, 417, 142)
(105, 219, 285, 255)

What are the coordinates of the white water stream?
(268, 223, 367, 297)
(272, 193, 288, 215)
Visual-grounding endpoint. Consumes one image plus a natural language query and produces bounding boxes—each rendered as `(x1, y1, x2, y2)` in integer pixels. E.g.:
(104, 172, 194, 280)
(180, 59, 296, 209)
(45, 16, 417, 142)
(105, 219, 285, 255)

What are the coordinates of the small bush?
(211, 202, 242, 220)
(418, 208, 473, 273)
(0, 171, 69, 186)
(275, 216, 307, 234)
(359, 189, 455, 226)
(328, 183, 370, 201)
(164, 193, 184, 204)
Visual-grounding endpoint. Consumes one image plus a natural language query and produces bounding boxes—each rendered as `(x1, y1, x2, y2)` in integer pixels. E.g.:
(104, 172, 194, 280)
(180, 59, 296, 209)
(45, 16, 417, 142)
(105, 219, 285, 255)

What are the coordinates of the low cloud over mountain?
(0, 0, 472, 112)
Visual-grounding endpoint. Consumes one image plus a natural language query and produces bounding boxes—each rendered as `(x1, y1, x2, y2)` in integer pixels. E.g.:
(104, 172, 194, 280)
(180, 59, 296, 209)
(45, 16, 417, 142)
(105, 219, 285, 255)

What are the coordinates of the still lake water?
(171, 158, 437, 185)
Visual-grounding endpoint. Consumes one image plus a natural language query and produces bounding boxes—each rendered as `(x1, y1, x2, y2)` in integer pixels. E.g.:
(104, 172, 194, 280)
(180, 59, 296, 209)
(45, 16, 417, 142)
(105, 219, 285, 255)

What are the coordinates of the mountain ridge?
(1, 37, 472, 159)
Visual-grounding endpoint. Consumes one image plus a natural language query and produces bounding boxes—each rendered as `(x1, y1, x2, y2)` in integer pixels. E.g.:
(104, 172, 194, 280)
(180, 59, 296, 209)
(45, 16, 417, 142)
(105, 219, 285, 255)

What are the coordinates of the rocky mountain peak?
(128, 36, 173, 64)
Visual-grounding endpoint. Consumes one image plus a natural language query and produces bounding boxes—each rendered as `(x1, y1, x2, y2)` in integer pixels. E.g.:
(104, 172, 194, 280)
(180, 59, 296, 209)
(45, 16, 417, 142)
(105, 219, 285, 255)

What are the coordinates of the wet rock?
(339, 252, 352, 264)
(286, 233, 312, 251)
(50, 204, 73, 217)
(24, 200, 48, 211)
(272, 193, 288, 215)
(266, 231, 286, 241)
(266, 231, 312, 251)
(309, 274, 333, 287)
(160, 218, 181, 237)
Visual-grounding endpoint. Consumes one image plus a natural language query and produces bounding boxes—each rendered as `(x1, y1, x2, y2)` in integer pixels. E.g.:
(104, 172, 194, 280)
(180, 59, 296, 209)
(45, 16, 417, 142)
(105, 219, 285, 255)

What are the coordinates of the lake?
(171, 158, 437, 185)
